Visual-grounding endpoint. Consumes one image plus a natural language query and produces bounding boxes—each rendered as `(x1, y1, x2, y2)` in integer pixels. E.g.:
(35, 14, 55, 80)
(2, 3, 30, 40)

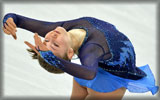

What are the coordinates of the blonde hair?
(68, 29, 86, 55)
(26, 29, 86, 74)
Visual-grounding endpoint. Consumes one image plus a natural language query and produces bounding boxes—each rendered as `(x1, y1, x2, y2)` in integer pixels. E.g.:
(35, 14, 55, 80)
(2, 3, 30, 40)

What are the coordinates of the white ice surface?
(2, 2, 159, 99)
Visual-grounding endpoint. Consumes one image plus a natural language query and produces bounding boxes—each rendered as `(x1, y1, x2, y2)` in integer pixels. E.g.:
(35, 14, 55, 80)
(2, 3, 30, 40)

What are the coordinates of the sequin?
(3, 13, 147, 80)
(82, 17, 143, 77)
(39, 50, 64, 70)
(3, 13, 158, 94)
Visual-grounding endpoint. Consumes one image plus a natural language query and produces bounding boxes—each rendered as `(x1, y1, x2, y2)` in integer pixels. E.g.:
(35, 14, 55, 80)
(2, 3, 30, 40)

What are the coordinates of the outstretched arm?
(3, 13, 65, 37)
(3, 13, 90, 37)
(39, 43, 104, 80)
(25, 34, 104, 80)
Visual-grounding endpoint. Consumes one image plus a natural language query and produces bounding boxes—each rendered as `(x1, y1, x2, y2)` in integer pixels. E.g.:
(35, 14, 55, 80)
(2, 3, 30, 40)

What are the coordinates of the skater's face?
(44, 26, 73, 60)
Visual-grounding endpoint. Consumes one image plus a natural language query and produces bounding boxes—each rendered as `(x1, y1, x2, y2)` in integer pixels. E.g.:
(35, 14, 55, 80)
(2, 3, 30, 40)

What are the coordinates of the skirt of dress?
(74, 64, 159, 95)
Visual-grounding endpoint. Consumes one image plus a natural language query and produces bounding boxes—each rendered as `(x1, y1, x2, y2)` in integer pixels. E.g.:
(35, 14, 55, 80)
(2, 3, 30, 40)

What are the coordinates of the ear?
(67, 47, 74, 60)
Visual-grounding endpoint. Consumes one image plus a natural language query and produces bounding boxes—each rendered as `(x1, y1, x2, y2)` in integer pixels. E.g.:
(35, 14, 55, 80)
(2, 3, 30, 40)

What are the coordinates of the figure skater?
(3, 13, 159, 100)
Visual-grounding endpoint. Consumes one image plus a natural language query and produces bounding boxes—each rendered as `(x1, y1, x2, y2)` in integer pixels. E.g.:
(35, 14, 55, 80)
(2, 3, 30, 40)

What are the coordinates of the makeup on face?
(43, 26, 70, 58)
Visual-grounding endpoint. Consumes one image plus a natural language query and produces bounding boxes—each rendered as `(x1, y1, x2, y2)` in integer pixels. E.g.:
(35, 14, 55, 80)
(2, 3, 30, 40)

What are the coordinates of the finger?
(34, 33, 48, 51)
(37, 34, 43, 45)
(34, 33, 39, 48)
(7, 18, 17, 28)
(4, 23, 14, 34)
(5, 23, 17, 39)
(7, 21, 17, 32)
(24, 41, 40, 55)
(34, 33, 42, 51)
(35, 33, 46, 50)
(11, 32, 17, 40)
(3, 27, 11, 35)
(4, 23, 17, 39)
(35, 33, 43, 47)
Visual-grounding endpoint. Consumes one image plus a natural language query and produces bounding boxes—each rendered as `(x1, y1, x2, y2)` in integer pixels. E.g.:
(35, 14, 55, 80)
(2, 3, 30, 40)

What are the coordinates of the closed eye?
(54, 43, 59, 47)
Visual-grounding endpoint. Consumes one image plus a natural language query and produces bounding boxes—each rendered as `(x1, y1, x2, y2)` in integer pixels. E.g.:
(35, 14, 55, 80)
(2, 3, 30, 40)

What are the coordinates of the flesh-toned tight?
(70, 78, 126, 100)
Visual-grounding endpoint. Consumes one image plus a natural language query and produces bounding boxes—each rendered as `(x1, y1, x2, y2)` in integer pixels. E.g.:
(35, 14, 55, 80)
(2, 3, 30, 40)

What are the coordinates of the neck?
(67, 29, 86, 55)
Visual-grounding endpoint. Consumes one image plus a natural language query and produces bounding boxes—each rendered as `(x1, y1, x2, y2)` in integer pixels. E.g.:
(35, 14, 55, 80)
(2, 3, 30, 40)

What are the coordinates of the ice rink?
(2, 2, 159, 100)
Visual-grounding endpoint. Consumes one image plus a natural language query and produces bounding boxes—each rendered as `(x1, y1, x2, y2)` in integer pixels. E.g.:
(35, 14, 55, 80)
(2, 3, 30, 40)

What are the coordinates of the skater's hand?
(24, 41, 40, 55)
(3, 17, 17, 40)
(24, 33, 49, 55)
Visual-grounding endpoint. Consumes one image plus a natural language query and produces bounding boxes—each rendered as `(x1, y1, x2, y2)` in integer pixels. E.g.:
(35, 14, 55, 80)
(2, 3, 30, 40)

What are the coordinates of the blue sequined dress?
(3, 13, 159, 95)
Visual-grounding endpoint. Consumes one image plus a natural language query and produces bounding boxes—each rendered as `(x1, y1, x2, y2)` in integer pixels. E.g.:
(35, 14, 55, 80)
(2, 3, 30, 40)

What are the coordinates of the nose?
(50, 31, 59, 40)
(45, 30, 59, 42)
(53, 32, 58, 38)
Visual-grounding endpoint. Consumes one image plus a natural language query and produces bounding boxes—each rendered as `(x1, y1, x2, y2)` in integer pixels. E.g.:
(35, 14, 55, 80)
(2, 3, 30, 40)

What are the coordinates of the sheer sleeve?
(3, 13, 90, 37)
(39, 43, 105, 80)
